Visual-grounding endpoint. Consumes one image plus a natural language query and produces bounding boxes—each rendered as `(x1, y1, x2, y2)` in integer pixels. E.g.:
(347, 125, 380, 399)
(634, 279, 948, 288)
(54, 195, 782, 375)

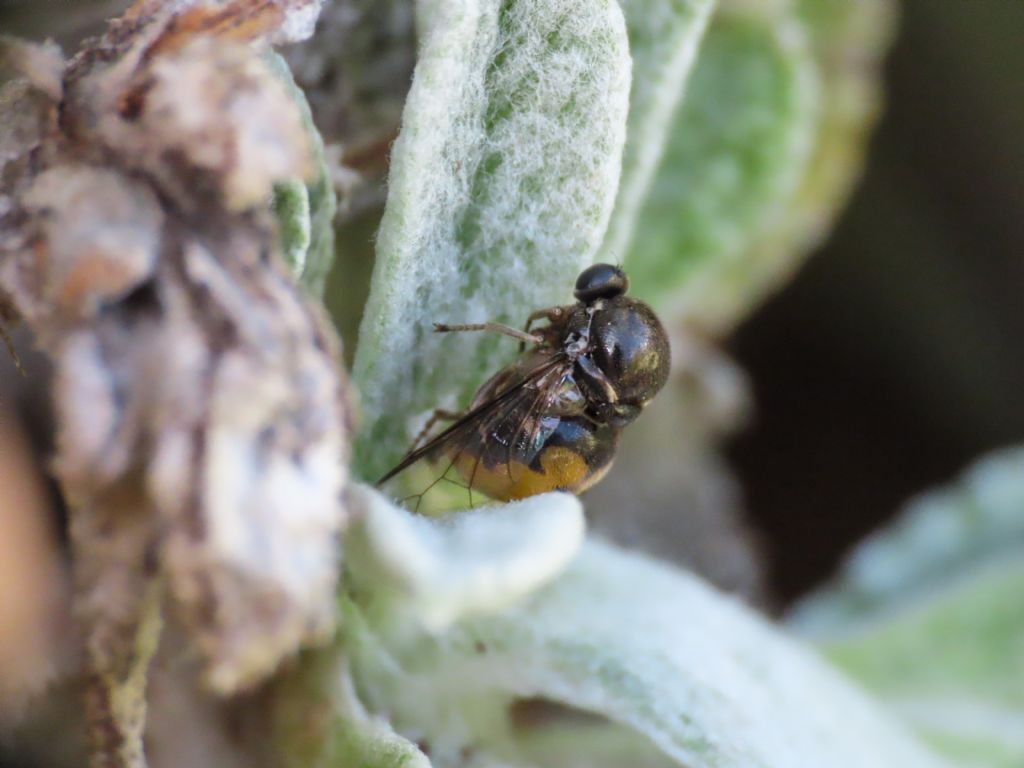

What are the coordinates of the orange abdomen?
(450, 416, 619, 501)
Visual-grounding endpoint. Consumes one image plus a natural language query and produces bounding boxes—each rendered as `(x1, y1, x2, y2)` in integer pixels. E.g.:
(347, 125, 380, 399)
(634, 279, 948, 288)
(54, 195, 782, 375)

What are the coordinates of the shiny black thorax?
(552, 295, 670, 428)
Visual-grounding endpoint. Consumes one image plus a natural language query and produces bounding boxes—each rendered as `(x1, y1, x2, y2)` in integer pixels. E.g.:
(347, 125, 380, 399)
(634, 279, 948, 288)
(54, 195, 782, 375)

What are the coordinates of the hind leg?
(406, 408, 463, 455)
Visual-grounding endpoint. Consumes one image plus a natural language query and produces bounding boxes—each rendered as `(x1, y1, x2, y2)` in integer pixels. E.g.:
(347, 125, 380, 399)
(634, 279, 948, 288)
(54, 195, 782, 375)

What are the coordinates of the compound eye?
(574, 263, 629, 303)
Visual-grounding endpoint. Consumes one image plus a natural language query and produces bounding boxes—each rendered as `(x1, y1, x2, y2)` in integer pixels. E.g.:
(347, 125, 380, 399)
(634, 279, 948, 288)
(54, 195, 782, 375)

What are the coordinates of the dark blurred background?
(726, 0, 1024, 601)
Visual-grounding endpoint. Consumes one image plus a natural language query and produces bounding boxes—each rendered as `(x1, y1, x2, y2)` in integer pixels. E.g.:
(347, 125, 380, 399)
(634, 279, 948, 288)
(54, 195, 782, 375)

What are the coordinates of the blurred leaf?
(500, 716, 680, 768)
(598, 0, 716, 263)
(723, 0, 896, 328)
(351, 0, 631, 480)
(272, 646, 431, 768)
(273, 489, 584, 767)
(266, 51, 338, 296)
(822, 563, 1024, 768)
(792, 447, 1024, 767)
(623, 7, 818, 326)
(273, 179, 312, 278)
(343, 495, 947, 768)
(345, 485, 584, 630)
(622, 0, 894, 332)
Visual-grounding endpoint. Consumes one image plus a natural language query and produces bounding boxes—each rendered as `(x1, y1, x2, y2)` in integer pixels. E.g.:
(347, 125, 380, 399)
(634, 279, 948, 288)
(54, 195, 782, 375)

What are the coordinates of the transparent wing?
(376, 354, 573, 508)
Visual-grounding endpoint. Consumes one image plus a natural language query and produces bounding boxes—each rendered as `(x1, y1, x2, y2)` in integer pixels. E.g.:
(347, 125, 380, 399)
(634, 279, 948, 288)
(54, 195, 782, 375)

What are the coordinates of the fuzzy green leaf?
(266, 51, 338, 296)
(274, 179, 313, 276)
(719, 0, 896, 330)
(345, 485, 585, 630)
(821, 562, 1024, 768)
(351, 0, 631, 480)
(786, 0, 896, 237)
(618, 0, 894, 332)
(792, 447, 1024, 767)
(280, 488, 583, 767)
(342, 495, 947, 768)
(623, 8, 818, 326)
(272, 646, 431, 768)
(598, 0, 716, 264)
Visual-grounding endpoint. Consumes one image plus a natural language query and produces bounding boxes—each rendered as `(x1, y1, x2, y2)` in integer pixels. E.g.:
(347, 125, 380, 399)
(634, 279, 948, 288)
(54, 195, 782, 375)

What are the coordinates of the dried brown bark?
(0, 1, 349, 765)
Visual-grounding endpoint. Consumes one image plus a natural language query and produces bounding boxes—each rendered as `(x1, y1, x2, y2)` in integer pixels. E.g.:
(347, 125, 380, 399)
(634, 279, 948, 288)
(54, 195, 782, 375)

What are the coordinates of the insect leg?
(407, 408, 462, 455)
(520, 307, 565, 351)
(467, 444, 487, 509)
(433, 322, 541, 346)
(403, 452, 461, 514)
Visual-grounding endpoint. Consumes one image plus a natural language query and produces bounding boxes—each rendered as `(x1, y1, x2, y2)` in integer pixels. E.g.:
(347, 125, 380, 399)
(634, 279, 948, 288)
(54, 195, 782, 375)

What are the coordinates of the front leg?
(433, 322, 541, 346)
(520, 306, 567, 351)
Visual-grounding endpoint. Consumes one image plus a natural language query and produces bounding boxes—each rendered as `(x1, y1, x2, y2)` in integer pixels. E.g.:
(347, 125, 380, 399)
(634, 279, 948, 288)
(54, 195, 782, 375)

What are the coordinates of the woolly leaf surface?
(352, 0, 631, 480)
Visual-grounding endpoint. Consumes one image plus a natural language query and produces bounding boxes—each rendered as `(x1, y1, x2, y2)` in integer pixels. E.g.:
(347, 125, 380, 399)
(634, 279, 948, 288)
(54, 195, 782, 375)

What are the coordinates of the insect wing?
(377, 355, 572, 507)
